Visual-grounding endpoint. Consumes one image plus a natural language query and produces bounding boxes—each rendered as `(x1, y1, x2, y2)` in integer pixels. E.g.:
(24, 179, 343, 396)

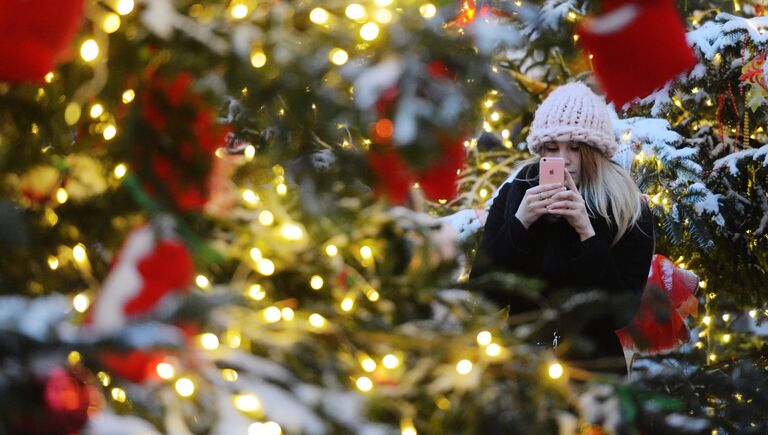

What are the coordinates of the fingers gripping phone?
(539, 157, 565, 186)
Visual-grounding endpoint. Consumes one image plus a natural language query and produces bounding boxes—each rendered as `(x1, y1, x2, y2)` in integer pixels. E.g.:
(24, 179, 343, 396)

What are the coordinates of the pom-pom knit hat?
(526, 82, 618, 158)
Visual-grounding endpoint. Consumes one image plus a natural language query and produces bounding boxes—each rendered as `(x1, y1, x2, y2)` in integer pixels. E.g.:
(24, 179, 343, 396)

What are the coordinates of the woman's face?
(540, 141, 581, 186)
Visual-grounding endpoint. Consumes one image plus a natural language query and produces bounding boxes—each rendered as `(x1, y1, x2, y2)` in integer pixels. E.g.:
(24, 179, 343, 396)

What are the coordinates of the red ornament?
(137, 72, 232, 211)
(367, 60, 467, 204)
(615, 254, 699, 353)
(8, 368, 99, 435)
(417, 135, 467, 201)
(0, 0, 84, 83)
(367, 147, 416, 204)
(576, 0, 697, 107)
(100, 350, 168, 383)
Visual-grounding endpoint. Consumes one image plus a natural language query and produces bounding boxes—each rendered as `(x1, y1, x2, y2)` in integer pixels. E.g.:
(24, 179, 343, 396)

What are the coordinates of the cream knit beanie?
(526, 82, 618, 157)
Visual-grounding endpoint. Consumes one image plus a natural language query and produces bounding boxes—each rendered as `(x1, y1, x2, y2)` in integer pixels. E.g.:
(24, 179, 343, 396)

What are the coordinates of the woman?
(472, 82, 655, 368)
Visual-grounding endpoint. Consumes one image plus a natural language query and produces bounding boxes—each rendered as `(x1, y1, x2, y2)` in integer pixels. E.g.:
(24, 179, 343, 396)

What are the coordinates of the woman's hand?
(546, 171, 595, 241)
(514, 182, 566, 229)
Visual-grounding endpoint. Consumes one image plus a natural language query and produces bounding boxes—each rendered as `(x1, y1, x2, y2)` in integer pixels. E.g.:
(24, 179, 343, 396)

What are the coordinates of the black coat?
(471, 164, 655, 362)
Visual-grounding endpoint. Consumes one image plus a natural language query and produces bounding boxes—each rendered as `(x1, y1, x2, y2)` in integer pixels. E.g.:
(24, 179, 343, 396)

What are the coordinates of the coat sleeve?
(569, 203, 655, 327)
(470, 180, 535, 278)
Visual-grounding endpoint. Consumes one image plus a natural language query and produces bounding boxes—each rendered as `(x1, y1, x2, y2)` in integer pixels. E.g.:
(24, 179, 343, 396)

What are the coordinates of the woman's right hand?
(514, 183, 566, 229)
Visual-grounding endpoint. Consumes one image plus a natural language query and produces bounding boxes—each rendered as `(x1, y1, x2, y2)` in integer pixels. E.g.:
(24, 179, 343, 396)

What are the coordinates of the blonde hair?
(508, 145, 644, 246)
(578, 145, 643, 245)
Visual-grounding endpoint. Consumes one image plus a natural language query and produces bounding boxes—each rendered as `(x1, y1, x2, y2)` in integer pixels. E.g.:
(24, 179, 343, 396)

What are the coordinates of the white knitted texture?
(527, 82, 618, 157)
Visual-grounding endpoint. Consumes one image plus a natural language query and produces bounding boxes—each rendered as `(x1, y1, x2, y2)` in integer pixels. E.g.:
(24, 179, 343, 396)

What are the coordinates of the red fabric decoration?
(123, 239, 194, 316)
(0, 0, 84, 83)
(138, 72, 232, 211)
(100, 350, 167, 383)
(85, 223, 194, 335)
(576, 0, 697, 107)
(368, 60, 467, 204)
(367, 148, 415, 204)
(615, 254, 699, 353)
(417, 135, 467, 201)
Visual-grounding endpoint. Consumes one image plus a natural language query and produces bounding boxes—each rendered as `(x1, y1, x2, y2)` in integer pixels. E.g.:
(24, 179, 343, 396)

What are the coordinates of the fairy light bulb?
(256, 258, 275, 276)
(749, 309, 757, 318)
(329, 48, 349, 65)
(222, 368, 238, 382)
(456, 359, 473, 375)
(702, 316, 711, 325)
(325, 244, 338, 256)
(242, 189, 259, 205)
(281, 307, 295, 321)
(360, 245, 373, 260)
(490, 112, 500, 122)
(231, 3, 249, 19)
(382, 354, 399, 369)
(48, 256, 59, 270)
(114, 163, 127, 178)
(250, 50, 267, 68)
(97, 371, 111, 387)
(243, 145, 256, 160)
(310, 275, 324, 290)
(722, 313, 731, 322)
(258, 210, 274, 226)
(248, 284, 265, 300)
(103, 124, 117, 140)
(419, 3, 437, 18)
(90, 104, 104, 118)
(250, 248, 262, 261)
(68, 351, 81, 365)
(548, 362, 564, 379)
(280, 223, 303, 240)
(200, 333, 220, 350)
(264, 306, 282, 323)
(309, 8, 330, 25)
(360, 23, 380, 41)
(233, 393, 263, 413)
(722, 334, 731, 343)
(122, 89, 135, 104)
(375, 9, 393, 23)
(276, 183, 287, 195)
(249, 422, 282, 435)
(476, 331, 492, 346)
(56, 188, 69, 204)
(102, 13, 121, 33)
(72, 243, 87, 263)
(361, 357, 377, 372)
(80, 39, 99, 62)
(485, 343, 502, 357)
(111, 387, 127, 402)
(356, 376, 373, 392)
(116, 0, 134, 15)
(156, 362, 175, 379)
(341, 297, 355, 312)
(308, 313, 327, 328)
(73, 293, 90, 313)
(401, 419, 417, 435)
(345, 4, 367, 20)
(195, 275, 210, 288)
(175, 378, 195, 397)
(44, 72, 55, 83)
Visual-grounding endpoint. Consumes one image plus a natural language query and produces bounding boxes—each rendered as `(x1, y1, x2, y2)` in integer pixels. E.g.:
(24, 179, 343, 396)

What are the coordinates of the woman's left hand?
(546, 171, 596, 241)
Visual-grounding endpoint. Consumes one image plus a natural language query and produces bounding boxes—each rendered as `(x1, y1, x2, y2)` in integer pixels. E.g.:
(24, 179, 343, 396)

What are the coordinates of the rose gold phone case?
(539, 157, 564, 185)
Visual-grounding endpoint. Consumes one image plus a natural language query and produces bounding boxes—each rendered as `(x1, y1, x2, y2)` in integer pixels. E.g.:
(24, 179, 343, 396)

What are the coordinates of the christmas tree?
(0, 0, 767, 434)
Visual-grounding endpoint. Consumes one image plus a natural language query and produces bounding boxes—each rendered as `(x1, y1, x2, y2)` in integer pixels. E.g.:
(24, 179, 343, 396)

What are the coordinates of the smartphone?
(539, 157, 564, 186)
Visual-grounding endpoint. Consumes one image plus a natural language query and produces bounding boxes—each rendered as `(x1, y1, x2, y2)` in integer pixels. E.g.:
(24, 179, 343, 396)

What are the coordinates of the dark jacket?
(471, 164, 655, 361)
